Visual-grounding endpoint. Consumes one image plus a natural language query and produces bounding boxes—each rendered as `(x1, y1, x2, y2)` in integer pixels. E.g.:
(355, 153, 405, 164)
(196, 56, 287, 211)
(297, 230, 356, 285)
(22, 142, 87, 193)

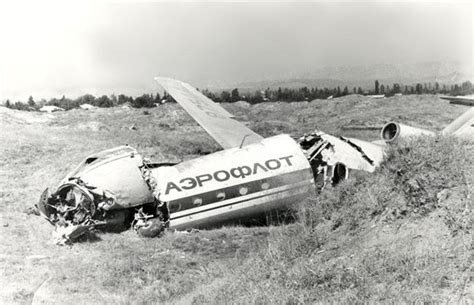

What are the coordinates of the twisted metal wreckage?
(36, 78, 474, 244)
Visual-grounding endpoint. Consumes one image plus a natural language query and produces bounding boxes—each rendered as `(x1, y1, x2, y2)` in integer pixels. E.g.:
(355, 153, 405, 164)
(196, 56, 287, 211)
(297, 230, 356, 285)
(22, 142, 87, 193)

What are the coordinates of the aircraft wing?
(440, 96, 474, 106)
(155, 77, 263, 149)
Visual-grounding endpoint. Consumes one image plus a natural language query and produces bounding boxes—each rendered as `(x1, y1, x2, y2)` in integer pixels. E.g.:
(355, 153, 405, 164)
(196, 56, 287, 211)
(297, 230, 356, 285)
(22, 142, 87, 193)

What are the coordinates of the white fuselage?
(151, 134, 315, 229)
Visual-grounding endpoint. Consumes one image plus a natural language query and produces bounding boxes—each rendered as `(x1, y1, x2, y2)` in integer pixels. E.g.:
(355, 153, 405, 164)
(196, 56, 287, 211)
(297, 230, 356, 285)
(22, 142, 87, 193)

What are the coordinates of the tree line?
(4, 92, 176, 111)
(4, 80, 473, 111)
(206, 80, 473, 104)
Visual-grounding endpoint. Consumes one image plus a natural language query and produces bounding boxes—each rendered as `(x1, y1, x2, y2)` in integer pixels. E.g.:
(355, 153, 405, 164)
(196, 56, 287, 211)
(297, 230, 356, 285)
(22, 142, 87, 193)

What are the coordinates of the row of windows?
(192, 182, 270, 206)
(171, 181, 271, 212)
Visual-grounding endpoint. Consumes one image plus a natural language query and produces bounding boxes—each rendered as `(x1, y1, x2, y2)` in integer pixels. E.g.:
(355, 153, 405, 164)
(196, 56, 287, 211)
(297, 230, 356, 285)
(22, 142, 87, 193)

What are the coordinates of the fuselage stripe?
(170, 180, 314, 220)
(167, 168, 313, 215)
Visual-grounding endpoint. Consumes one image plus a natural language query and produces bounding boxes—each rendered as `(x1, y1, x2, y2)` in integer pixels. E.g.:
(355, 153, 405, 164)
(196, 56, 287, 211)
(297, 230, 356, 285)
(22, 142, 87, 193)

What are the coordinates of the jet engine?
(380, 122, 435, 143)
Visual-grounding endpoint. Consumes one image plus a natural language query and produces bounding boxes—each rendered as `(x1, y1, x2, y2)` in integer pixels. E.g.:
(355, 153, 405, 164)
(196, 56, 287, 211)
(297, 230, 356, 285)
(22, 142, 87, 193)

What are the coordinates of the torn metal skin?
(298, 132, 349, 190)
(297, 130, 385, 189)
(37, 146, 170, 244)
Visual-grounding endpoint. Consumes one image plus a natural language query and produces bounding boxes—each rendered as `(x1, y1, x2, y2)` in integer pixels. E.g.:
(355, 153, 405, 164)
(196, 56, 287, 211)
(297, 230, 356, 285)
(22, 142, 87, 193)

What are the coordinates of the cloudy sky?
(0, 1, 472, 101)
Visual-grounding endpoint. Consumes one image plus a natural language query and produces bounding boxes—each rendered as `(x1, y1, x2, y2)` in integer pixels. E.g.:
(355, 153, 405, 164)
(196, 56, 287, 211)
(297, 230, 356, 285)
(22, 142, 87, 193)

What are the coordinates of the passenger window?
(217, 192, 226, 201)
(193, 198, 203, 206)
(261, 182, 270, 190)
(170, 202, 181, 212)
(239, 187, 248, 195)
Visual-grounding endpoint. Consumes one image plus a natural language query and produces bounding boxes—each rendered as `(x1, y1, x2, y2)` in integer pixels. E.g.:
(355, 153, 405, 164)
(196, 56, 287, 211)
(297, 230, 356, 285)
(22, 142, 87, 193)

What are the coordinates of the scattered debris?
(51, 223, 95, 245)
(24, 206, 40, 216)
(129, 123, 137, 130)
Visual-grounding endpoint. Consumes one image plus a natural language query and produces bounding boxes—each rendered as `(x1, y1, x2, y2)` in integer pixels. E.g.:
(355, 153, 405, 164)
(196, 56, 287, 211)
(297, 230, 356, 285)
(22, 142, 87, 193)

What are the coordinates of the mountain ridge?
(206, 60, 473, 92)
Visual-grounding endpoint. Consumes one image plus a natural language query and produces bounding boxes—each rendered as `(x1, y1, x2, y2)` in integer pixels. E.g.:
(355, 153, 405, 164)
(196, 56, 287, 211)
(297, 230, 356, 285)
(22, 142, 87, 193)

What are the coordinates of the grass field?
(0, 94, 472, 303)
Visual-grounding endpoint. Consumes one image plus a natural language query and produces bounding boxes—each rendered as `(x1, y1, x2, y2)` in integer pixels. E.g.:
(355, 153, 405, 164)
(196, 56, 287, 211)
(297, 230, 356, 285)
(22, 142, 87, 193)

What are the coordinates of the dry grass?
(194, 137, 473, 303)
(0, 94, 472, 304)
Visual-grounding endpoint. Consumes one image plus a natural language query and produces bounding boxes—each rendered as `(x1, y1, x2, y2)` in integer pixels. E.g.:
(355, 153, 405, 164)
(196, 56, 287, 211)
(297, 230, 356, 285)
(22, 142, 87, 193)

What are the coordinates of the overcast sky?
(0, 1, 472, 101)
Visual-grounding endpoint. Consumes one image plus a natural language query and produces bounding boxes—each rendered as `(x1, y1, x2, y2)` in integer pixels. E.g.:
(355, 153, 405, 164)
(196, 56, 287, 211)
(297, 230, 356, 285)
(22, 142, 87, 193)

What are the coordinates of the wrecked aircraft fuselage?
(38, 133, 382, 244)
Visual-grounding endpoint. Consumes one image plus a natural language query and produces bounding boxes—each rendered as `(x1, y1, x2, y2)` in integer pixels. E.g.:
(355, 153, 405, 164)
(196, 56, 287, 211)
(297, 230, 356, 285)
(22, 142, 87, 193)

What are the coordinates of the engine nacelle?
(380, 122, 435, 143)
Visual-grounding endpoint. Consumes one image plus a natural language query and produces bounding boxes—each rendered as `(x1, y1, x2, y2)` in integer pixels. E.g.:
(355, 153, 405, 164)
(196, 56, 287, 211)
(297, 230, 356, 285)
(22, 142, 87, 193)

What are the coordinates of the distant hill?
(210, 60, 473, 92)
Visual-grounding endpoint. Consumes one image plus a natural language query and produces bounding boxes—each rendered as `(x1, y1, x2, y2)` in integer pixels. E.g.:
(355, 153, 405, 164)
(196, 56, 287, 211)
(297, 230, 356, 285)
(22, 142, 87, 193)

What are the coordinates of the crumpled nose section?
(73, 152, 155, 209)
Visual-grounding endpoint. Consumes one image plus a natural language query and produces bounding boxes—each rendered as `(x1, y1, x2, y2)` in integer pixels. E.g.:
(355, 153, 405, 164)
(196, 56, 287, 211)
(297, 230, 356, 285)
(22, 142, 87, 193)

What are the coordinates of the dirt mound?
(0, 107, 54, 125)
(233, 100, 251, 108)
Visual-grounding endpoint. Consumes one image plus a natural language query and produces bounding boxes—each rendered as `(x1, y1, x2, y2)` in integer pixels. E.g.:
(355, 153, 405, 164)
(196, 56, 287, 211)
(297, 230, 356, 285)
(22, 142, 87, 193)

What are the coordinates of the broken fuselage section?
(38, 133, 382, 243)
(38, 146, 170, 244)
